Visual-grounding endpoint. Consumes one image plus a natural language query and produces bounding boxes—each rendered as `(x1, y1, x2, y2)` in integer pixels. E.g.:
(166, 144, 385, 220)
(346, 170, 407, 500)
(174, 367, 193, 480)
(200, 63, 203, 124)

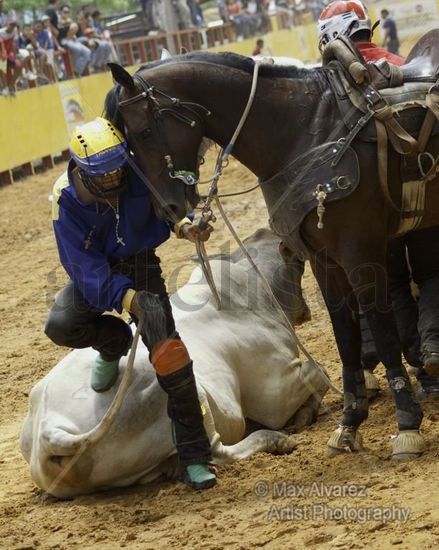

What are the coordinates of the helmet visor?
(80, 167, 127, 198)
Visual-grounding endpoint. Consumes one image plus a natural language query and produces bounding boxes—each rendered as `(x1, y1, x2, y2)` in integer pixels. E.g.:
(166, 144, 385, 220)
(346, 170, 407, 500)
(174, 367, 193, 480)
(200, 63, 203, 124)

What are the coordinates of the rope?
(200, 181, 261, 199)
(196, 240, 222, 310)
(214, 196, 343, 397)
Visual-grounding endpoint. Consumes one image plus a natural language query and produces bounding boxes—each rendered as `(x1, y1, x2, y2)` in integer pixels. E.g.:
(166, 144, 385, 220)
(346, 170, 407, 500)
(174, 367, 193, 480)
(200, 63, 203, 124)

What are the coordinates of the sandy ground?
(1, 150, 439, 550)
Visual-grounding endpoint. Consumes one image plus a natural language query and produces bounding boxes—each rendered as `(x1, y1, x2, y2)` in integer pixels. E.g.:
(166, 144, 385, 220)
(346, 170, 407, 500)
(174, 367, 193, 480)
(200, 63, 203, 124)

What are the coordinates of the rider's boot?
(91, 355, 120, 392)
(157, 361, 216, 490)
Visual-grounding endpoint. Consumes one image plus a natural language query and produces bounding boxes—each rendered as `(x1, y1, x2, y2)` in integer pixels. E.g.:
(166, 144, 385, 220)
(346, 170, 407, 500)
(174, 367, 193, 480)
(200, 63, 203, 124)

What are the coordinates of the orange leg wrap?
(151, 338, 191, 376)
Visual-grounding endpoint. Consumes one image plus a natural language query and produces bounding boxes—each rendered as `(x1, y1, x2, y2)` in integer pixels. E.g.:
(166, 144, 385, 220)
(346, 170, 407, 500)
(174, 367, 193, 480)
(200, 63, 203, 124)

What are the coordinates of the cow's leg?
(212, 430, 298, 465)
(197, 393, 297, 465)
(310, 250, 367, 454)
(341, 249, 425, 458)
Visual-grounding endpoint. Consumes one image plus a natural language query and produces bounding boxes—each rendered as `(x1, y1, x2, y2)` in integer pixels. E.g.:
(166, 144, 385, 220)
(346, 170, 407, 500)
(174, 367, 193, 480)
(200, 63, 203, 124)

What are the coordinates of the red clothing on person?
(0, 28, 17, 62)
(356, 41, 405, 66)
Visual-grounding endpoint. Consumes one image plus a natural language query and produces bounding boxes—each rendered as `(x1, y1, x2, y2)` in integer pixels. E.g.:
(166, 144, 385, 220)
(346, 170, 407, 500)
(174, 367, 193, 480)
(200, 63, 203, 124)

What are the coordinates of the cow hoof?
(326, 426, 363, 457)
(391, 430, 426, 460)
(276, 434, 299, 454)
(364, 370, 380, 400)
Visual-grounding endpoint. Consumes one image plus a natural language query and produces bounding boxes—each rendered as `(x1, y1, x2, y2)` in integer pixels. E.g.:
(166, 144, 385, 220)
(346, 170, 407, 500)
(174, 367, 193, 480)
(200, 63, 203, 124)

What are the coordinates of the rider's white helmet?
(317, 0, 371, 51)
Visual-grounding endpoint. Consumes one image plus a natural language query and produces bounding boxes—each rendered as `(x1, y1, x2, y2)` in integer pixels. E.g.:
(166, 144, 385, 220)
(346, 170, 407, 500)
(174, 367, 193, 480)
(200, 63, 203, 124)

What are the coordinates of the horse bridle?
(118, 72, 211, 186)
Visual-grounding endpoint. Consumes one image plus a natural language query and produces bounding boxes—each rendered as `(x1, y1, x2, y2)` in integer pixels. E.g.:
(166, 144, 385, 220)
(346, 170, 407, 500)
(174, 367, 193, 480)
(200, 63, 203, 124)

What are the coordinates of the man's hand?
(181, 222, 213, 243)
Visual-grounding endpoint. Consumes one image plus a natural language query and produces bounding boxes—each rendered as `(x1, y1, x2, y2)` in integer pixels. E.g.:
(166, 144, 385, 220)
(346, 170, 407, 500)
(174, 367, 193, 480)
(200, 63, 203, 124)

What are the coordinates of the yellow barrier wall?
(0, 72, 114, 172)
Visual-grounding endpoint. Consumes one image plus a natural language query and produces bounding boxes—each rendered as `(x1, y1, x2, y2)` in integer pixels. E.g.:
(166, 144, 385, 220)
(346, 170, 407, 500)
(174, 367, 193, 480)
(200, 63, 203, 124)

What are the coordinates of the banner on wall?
(371, 0, 438, 39)
(58, 81, 85, 136)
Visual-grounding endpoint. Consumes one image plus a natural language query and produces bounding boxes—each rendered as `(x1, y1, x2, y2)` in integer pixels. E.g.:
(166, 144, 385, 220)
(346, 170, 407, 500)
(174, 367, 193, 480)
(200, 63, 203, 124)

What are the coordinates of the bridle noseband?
(118, 72, 211, 186)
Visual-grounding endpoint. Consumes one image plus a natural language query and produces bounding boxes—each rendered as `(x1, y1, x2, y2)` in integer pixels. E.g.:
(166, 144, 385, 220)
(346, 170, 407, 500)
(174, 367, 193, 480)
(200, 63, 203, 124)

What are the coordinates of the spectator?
(77, 5, 93, 28)
(218, 0, 229, 23)
(45, 0, 60, 39)
(225, 0, 254, 39)
(187, 0, 205, 27)
(91, 9, 103, 35)
(17, 24, 39, 81)
(172, 0, 193, 30)
(0, 12, 19, 95)
(252, 37, 264, 55)
(60, 19, 91, 77)
(90, 11, 118, 64)
(34, 19, 56, 82)
(138, 0, 158, 33)
(0, 36, 7, 91)
(381, 8, 400, 55)
(81, 27, 113, 72)
(252, 0, 270, 34)
(275, 0, 293, 29)
(41, 14, 65, 80)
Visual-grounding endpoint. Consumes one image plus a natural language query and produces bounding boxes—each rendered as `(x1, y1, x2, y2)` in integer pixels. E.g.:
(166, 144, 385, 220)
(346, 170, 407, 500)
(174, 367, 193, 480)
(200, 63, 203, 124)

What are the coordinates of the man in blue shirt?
(45, 117, 216, 490)
(381, 8, 399, 55)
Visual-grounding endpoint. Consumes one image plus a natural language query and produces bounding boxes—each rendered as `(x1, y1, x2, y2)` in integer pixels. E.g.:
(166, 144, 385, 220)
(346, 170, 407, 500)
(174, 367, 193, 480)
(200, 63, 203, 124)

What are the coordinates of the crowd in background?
(0, 0, 361, 96)
(0, 0, 117, 96)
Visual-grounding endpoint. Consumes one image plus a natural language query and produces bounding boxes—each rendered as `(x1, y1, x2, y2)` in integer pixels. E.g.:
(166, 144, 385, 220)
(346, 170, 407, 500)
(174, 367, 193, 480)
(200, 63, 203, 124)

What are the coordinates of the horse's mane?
(137, 51, 324, 82)
(104, 51, 325, 128)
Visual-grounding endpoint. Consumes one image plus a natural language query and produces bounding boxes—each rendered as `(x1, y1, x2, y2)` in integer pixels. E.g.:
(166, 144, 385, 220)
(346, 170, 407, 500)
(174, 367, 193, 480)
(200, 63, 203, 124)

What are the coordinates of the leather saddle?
(402, 29, 439, 83)
(323, 32, 439, 213)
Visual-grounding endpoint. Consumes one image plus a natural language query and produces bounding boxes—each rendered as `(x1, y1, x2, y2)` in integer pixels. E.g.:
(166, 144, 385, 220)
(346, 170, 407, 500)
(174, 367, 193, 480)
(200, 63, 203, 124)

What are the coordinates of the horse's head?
(106, 63, 208, 223)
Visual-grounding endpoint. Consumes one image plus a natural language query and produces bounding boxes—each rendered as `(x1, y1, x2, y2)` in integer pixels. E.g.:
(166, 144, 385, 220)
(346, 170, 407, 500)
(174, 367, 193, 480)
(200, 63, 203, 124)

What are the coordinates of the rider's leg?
(44, 280, 132, 392)
(130, 251, 216, 489)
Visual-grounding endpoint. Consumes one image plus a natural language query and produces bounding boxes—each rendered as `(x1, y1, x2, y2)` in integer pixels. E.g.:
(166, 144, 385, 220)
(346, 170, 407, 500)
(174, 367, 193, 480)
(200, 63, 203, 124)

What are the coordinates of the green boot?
(91, 355, 119, 393)
(180, 464, 217, 491)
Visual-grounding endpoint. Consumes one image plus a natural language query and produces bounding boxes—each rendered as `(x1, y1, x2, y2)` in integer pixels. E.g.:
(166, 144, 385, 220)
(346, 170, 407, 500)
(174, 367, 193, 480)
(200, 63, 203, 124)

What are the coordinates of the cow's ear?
(108, 63, 136, 91)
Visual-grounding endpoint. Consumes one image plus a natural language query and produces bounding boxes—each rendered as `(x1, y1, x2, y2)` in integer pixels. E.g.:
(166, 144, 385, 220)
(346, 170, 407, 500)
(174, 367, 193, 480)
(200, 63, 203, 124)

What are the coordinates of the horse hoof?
(364, 370, 380, 399)
(423, 352, 439, 377)
(391, 430, 426, 460)
(326, 426, 363, 457)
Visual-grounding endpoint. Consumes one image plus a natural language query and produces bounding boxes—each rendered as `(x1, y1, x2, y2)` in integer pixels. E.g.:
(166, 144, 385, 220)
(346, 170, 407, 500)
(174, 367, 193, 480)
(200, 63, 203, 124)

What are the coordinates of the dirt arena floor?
(1, 150, 439, 550)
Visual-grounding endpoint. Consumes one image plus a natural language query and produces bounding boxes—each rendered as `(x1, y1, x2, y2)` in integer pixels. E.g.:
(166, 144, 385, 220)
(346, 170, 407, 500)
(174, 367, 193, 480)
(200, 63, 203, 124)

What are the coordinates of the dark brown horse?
(105, 43, 439, 458)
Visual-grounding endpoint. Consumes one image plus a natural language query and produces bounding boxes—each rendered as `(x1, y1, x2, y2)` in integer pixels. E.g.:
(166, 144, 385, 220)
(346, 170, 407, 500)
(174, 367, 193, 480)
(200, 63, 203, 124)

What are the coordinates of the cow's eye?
(140, 128, 151, 140)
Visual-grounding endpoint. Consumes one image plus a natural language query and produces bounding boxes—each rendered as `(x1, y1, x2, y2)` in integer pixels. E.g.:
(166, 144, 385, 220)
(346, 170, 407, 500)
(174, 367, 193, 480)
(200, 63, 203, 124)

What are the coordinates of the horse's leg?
(310, 250, 367, 453)
(342, 249, 426, 458)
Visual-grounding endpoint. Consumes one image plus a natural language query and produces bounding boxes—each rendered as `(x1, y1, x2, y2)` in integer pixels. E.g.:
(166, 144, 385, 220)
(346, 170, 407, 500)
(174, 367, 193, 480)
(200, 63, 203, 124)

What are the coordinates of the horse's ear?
(107, 63, 136, 91)
(161, 48, 172, 60)
(180, 47, 188, 55)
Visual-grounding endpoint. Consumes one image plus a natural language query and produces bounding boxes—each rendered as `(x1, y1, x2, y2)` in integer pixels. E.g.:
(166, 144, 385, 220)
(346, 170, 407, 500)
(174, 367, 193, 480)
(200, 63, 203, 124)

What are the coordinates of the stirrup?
(180, 464, 217, 491)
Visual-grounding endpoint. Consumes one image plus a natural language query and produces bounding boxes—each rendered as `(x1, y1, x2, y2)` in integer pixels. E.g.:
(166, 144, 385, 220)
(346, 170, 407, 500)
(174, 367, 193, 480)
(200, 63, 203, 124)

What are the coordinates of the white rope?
(214, 196, 343, 397)
(196, 240, 222, 310)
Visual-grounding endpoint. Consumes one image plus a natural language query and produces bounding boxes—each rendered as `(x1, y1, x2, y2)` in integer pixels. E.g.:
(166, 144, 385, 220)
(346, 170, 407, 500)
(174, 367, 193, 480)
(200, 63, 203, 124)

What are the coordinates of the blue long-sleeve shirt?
(52, 162, 171, 312)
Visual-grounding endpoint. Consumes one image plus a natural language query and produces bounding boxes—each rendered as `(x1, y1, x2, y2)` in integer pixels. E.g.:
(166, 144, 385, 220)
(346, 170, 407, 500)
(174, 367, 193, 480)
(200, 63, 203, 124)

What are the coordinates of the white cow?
(20, 229, 329, 498)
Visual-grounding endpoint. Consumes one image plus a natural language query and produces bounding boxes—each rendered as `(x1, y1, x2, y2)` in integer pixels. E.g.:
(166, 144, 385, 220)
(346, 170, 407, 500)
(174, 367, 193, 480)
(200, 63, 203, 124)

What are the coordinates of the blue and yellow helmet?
(69, 117, 128, 176)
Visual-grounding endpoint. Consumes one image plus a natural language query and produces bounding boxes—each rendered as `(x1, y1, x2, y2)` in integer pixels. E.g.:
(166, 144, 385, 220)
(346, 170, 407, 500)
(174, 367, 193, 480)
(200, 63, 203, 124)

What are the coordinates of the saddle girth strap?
(366, 87, 419, 210)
